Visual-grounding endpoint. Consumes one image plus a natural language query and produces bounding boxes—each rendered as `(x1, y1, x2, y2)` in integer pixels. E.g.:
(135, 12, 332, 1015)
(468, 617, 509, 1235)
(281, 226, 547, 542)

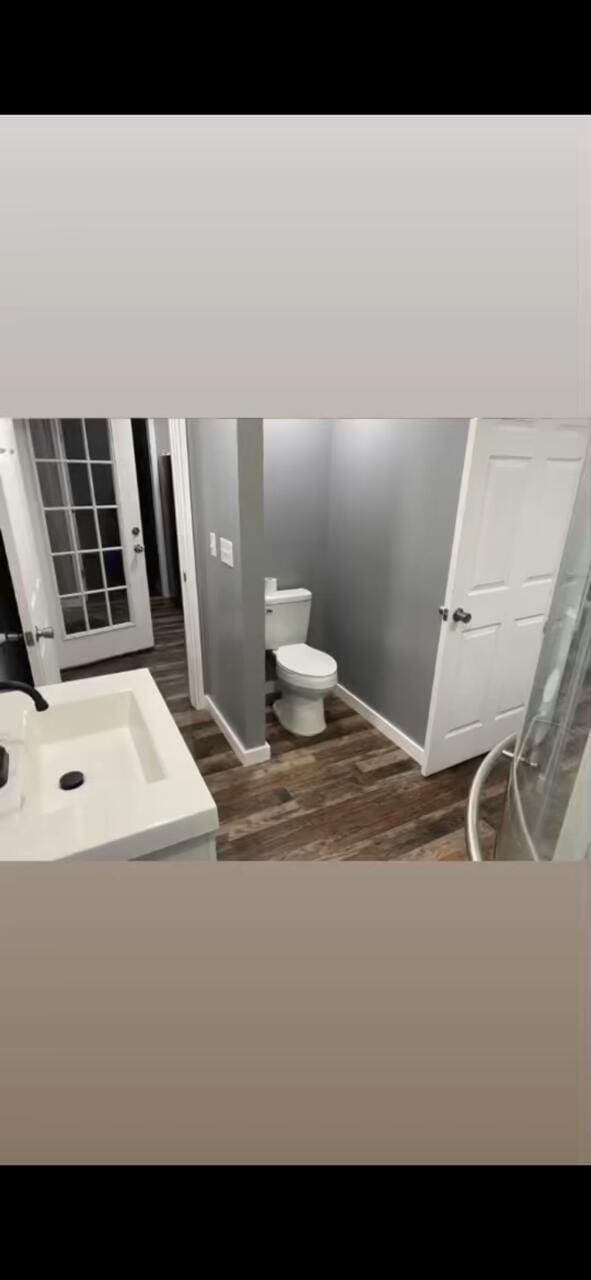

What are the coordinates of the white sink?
(0, 669, 219, 861)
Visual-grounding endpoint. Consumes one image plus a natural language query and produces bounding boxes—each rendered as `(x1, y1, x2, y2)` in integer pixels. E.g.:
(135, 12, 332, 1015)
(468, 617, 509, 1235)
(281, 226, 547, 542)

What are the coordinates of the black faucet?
(0, 681, 49, 788)
(0, 680, 49, 712)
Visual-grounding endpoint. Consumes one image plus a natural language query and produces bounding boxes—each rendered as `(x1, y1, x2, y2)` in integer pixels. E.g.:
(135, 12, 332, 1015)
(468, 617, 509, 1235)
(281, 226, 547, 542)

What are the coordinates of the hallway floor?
(62, 598, 508, 861)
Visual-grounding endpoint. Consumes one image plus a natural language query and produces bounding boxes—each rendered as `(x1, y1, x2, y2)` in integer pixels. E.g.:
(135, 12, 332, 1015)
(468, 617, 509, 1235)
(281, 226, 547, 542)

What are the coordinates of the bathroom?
(184, 416, 590, 860)
(2, 416, 589, 862)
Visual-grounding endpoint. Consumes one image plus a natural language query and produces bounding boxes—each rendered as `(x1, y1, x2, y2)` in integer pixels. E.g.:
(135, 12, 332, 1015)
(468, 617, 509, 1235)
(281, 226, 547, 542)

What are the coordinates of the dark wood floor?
(63, 598, 509, 861)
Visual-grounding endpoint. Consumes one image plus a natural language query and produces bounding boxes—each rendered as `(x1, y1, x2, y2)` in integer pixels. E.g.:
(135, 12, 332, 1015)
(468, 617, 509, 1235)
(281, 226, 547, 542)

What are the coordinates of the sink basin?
(0, 668, 219, 861)
(27, 690, 165, 815)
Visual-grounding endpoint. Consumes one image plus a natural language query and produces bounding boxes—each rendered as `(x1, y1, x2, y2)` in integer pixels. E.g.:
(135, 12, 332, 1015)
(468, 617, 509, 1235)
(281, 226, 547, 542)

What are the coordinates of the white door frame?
(168, 418, 206, 710)
(0, 418, 61, 685)
(422, 418, 478, 775)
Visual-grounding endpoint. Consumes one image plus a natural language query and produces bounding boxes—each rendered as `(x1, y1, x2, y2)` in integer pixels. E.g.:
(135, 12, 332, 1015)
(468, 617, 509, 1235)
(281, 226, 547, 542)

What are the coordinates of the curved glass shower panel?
(496, 443, 591, 861)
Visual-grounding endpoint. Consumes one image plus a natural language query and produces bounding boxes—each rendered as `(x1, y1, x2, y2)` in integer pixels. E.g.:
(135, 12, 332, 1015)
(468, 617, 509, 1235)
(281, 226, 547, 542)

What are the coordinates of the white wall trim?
(168, 418, 206, 711)
(146, 418, 171, 598)
(205, 694, 271, 766)
(336, 683, 425, 766)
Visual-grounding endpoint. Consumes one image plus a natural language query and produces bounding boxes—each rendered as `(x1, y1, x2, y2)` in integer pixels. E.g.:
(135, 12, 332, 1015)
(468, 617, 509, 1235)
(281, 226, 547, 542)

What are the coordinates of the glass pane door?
(24, 417, 153, 668)
(28, 418, 131, 636)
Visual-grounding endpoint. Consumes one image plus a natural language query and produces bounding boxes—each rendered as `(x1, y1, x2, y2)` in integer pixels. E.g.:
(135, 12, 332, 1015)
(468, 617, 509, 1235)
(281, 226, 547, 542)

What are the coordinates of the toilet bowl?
(265, 583, 337, 737)
(273, 643, 337, 737)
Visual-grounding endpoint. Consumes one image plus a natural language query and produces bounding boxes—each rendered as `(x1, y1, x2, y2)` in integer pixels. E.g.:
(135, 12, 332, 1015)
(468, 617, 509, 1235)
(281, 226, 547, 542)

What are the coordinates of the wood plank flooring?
(63, 598, 509, 861)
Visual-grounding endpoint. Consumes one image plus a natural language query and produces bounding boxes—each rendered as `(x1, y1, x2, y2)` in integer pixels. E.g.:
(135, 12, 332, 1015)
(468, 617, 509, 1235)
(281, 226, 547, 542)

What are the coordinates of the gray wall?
(263, 418, 468, 746)
(263, 419, 333, 647)
(187, 418, 265, 750)
(192, 417, 467, 752)
(152, 418, 170, 455)
(325, 420, 468, 745)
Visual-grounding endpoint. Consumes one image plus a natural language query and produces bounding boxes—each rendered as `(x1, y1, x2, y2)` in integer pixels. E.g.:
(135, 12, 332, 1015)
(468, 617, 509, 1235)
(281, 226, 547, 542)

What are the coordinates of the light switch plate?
(220, 537, 234, 567)
(209, 532, 217, 557)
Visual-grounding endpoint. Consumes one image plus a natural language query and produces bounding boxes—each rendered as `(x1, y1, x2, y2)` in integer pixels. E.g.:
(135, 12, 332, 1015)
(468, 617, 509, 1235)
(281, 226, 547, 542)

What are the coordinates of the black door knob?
(453, 607, 472, 624)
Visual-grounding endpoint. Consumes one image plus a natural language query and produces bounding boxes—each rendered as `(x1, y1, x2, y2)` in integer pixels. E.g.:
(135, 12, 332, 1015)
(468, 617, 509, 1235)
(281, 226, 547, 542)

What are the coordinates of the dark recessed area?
(59, 770, 85, 791)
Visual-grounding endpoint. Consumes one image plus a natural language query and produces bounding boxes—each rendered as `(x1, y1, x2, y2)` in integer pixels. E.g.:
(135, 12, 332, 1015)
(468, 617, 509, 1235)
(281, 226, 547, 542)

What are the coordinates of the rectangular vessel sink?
(28, 690, 165, 815)
(0, 668, 219, 861)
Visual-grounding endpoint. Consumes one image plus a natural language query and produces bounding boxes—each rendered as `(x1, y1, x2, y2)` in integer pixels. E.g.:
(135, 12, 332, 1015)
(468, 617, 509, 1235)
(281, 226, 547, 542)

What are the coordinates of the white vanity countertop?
(0, 668, 219, 862)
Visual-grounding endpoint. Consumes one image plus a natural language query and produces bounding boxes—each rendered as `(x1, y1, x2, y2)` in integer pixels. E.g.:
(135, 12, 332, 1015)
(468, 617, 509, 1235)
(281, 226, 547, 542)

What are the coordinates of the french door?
(21, 418, 153, 668)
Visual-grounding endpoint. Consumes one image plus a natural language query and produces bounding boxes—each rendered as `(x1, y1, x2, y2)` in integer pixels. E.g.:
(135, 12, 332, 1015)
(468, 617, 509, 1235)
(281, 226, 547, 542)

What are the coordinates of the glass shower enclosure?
(469, 441, 591, 862)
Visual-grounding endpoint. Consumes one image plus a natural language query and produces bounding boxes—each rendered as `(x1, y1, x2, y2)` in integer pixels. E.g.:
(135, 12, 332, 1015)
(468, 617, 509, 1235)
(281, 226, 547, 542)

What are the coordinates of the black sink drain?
(59, 770, 85, 791)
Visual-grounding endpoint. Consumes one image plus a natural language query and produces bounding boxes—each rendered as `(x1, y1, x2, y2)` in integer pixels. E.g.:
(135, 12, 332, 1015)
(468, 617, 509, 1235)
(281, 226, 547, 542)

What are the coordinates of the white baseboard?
(204, 695, 271, 767)
(335, 683, 424, 766)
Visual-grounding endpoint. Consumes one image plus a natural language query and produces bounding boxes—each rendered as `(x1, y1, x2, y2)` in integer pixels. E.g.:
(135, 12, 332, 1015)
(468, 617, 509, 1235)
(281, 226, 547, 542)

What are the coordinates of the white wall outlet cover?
(209, 532, 217, 556)
(220, 538, 234, 567)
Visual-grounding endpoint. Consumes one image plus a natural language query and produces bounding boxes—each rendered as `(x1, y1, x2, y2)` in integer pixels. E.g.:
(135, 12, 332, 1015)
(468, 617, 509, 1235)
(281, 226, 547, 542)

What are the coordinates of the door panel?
(497, 614, 545, 715)
(0, 419, 60, 685)
(446, 625, 499, 736)
(20, 419, 153, 669)
(471, 455, 531, 590)
(524, 458, 581, 579)
(423, 418, 590, 775)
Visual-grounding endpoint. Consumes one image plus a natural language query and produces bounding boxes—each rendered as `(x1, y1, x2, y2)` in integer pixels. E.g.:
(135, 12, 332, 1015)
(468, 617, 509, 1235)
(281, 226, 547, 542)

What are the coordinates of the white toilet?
(265, 582, 337, 736)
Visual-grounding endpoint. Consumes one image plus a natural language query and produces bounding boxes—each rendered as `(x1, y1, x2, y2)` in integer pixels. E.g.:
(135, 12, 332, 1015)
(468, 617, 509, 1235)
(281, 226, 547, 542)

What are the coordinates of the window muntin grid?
(28, 419, 131, 635)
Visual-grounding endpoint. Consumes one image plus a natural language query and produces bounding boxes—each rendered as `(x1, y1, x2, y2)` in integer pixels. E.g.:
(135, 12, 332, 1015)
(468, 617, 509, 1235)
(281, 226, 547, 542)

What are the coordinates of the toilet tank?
(265, 587, 312, 650)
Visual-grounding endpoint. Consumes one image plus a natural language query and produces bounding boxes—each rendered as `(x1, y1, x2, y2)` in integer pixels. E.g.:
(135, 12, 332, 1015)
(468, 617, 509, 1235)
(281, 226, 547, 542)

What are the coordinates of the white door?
(422, 418, 590, 776)
(17, 418, 153, 669)
(0, 418, 61, 685)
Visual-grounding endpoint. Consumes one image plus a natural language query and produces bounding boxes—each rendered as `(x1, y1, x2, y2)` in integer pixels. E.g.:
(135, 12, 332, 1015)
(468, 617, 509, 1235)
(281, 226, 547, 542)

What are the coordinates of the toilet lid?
(275, 643, 337, 679)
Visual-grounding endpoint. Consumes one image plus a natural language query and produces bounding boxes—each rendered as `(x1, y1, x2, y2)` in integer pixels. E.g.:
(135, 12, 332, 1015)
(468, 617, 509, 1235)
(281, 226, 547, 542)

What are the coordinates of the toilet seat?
(275, 643, 337, 690)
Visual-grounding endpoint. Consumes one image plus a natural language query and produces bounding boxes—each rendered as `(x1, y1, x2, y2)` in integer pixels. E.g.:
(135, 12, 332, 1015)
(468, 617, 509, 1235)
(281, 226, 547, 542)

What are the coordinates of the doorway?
(131, 418, 182, 608)
(4, 418, 205, 712)
(131, 418, 162, 598)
